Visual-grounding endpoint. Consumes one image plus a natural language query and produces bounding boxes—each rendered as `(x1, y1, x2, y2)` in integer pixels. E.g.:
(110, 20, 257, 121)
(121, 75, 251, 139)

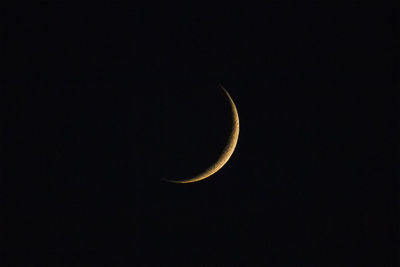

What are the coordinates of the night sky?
(3, 3, 398, 266)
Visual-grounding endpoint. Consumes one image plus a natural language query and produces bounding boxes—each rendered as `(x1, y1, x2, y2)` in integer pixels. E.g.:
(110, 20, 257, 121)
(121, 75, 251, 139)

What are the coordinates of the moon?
(165, 85, 240, 184)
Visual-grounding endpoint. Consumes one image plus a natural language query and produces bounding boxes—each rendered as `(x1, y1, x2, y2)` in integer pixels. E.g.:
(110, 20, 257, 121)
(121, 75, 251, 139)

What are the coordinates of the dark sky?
(2, 3, 398, 266)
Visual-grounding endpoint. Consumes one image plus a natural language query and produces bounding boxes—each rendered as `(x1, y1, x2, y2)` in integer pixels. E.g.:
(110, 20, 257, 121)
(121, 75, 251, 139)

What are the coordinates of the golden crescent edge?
(165, 85, 239, 184)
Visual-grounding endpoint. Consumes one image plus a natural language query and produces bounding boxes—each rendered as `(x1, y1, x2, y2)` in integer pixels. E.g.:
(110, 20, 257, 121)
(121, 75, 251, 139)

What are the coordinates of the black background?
(2, 2, 398, 266)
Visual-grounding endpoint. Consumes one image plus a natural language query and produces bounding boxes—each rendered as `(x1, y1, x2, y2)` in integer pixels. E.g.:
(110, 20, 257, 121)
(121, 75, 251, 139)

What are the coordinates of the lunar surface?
(166, 85, 239, 184)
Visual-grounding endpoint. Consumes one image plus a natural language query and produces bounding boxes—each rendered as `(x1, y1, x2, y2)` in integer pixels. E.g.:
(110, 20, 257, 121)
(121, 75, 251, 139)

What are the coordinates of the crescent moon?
(166, 85, 240, 184)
